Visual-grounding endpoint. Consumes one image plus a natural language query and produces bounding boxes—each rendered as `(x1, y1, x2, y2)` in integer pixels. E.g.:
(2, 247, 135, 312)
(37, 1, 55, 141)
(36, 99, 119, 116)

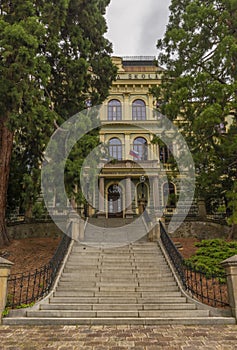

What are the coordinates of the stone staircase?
(4, 240, 235, 325)
(82, 217, 148, 246)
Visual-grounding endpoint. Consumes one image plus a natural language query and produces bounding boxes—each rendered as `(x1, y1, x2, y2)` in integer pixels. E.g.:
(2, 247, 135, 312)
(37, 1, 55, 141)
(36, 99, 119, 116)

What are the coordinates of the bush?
(185, 239, 237, 277)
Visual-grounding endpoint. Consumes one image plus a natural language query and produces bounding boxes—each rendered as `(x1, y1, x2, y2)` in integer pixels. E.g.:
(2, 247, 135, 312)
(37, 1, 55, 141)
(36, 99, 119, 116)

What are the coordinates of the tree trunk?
(24, 204, 33, 222)
(228, 223, 237, 240)
(0, 120, 13, 247)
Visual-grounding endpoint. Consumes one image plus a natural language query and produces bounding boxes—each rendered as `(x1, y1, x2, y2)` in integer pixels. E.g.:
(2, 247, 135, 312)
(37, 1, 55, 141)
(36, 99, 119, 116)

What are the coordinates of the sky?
(105, 0, 171, 57)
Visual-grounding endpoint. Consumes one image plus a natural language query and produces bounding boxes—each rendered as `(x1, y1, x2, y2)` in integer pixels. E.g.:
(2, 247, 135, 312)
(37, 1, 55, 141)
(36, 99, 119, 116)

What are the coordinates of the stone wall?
(168, 220, 230, 240)
(6, 219, 232, 241)
(7, 221, 62, 240)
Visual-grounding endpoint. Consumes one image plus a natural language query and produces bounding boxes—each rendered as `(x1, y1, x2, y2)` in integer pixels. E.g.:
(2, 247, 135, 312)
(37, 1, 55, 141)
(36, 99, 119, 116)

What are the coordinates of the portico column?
(153, 176, 160, 215)
(98, 176, 105, 217)
(125, 176, 133, 217)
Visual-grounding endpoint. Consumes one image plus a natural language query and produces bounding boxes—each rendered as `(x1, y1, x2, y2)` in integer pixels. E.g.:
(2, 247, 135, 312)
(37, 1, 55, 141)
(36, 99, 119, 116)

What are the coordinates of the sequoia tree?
(0, 0, 116, 247)
(155, 0, 237, 231)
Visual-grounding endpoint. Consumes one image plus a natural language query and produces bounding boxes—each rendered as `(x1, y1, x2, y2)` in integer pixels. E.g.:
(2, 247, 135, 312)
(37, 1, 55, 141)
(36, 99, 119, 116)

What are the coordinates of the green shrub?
(15, 302, 35, 309)
(185, 239, 237, 278)
(2, 308, 10, 317)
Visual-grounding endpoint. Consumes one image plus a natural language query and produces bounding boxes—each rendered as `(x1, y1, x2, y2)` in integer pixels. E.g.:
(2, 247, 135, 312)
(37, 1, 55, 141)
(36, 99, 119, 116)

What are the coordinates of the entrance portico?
(96, 160, 161, 219)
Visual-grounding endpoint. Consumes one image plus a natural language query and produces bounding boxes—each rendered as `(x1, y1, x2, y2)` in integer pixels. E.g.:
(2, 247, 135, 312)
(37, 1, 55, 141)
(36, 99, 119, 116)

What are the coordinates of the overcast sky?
(105, 0, 171, 57)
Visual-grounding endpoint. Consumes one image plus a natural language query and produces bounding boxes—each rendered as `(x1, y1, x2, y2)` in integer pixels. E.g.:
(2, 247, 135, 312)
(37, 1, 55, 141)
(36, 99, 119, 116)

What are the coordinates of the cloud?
(105, 0, 170, 56)
(137, 0, 171, 55)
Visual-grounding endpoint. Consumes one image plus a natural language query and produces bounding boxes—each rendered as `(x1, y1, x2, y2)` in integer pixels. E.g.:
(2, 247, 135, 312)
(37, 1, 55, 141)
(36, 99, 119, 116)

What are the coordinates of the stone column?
(125, 176, 133, 218)
(221, 255, 237, 320)
(153, 176, 160, 214)
(0, 258, 13, 323)
(198, 199, 207, 220)
(98, 177, 105, 217)
(125, 133, 130, 160)
(68, 211, 80, 241)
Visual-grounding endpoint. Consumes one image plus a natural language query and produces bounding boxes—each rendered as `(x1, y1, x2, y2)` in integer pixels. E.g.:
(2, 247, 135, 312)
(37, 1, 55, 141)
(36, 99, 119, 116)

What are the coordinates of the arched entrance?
(108, 184, 123, 217)
(137, 181, 148, 214)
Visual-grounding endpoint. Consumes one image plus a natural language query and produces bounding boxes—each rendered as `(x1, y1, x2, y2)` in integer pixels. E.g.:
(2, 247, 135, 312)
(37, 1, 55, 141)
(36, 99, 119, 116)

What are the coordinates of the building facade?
(88, 56, 179, 219)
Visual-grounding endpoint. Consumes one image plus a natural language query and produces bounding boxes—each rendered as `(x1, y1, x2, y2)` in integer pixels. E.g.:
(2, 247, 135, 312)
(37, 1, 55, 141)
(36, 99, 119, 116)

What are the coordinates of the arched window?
(109, 138, 122, 160)
(163, 182, 176, 207)
(108, 99, 122, 121)
(132, 99, 146, 120)
(132, 137, 148, 160)
(159, 144, 173, 163)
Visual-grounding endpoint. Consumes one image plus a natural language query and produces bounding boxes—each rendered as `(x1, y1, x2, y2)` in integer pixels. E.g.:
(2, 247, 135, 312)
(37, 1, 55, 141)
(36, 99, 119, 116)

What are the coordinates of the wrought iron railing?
(6, 230, 71, 309)
(159, 221, 229, 308)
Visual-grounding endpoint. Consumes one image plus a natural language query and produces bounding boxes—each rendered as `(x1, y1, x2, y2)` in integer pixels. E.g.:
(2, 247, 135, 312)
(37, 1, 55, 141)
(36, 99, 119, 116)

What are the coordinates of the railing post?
(0, 258, 14, 323)
(68, 211, 80, 241)
(151, 218, 161, 241)
(221, 255, 237, 320)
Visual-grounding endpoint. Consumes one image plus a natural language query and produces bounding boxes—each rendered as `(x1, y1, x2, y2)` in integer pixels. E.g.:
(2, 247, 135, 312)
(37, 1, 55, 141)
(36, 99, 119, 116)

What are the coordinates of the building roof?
(122, 56, 157, 67)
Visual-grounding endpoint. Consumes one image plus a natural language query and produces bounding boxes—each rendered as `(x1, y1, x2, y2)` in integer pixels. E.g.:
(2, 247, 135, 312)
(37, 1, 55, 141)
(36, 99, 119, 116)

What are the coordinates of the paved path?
(0, 324, 237, 349)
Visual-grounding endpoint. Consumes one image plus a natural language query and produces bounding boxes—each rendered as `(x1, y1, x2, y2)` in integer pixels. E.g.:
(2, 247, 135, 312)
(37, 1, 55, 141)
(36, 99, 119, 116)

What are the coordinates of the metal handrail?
(159, 221, 229, 308)
(6, 225, 72, 309)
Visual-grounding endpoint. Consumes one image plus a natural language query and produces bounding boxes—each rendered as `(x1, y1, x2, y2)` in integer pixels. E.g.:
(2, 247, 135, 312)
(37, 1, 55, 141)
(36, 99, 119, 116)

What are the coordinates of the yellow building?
(91, 56, 177, 219)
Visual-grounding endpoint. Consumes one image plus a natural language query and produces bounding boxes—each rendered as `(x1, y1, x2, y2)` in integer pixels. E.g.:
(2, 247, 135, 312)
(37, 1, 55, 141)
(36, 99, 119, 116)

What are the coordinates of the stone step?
(53, 290, 182, 298)
(98, 266, 170, 273)
(64, 267, 170, 273)
(26, 309, 210, 318)
(40, 303, 197, 311)
(4, 317, 236, 326)
(142, 303, 197, 310)
(56, 285, 179, 293)
(63, 265, 100, 270)
(70, 253, 167, 257)
(137, 277, 175, 282)
(66, 260, 100, 265)
(59, 276, 101, 282)
(140, 296, 187, 304)
(138, 309, 210, 318)
(57, 286, 137, 292)
(59, 276, 175, 283)
(49, 296, 188, 304)
(57, 282, 178, 290)
(27, 310, 142, 318)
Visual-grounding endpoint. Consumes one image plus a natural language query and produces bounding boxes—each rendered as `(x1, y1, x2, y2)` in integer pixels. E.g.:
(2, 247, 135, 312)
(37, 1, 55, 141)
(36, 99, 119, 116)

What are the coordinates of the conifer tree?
(155, 0, 237, 233)
(0, 0, 116, 246)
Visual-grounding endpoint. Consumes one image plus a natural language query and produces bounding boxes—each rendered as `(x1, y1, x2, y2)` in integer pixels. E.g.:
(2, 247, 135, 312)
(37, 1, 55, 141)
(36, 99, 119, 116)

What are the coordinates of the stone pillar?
(221, 255, 237, 320)
(125, 176, 133, 217)
(98, 177, 105, 217)
(125, 133, 130, 160)
(198, 199, 207, 220)
(124, 94, 131, 120)
(0, 258, 14, 323)
(153, 176, 160, 215)
(68, 211, 80, 241)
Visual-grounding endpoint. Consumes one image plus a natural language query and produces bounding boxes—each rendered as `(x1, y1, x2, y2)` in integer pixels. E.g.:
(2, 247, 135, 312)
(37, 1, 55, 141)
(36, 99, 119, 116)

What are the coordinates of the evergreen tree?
(0, 0, 116, 247)
(155, 0, 237, 232)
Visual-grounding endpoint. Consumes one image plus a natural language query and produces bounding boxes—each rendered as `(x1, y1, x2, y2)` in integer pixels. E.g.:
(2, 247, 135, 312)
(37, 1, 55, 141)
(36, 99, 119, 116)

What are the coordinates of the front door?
(108, 184, 123, 217)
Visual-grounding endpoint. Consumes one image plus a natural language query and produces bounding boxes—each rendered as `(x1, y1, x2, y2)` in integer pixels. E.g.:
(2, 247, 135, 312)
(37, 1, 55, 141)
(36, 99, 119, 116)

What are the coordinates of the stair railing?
(159, 221, 229, 308)
(5, 225, 72, 309)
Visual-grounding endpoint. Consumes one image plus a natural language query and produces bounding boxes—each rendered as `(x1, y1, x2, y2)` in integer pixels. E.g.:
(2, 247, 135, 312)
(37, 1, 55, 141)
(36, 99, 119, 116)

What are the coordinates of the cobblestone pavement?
(0, 325, 237, 349)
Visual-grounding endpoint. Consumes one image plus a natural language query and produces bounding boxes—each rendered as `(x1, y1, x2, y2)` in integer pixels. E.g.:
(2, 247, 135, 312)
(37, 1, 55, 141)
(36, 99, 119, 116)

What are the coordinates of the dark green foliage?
(186, 239, 237, 277)
(0, 0, 117, 220)
(155, 0, 237, 222)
